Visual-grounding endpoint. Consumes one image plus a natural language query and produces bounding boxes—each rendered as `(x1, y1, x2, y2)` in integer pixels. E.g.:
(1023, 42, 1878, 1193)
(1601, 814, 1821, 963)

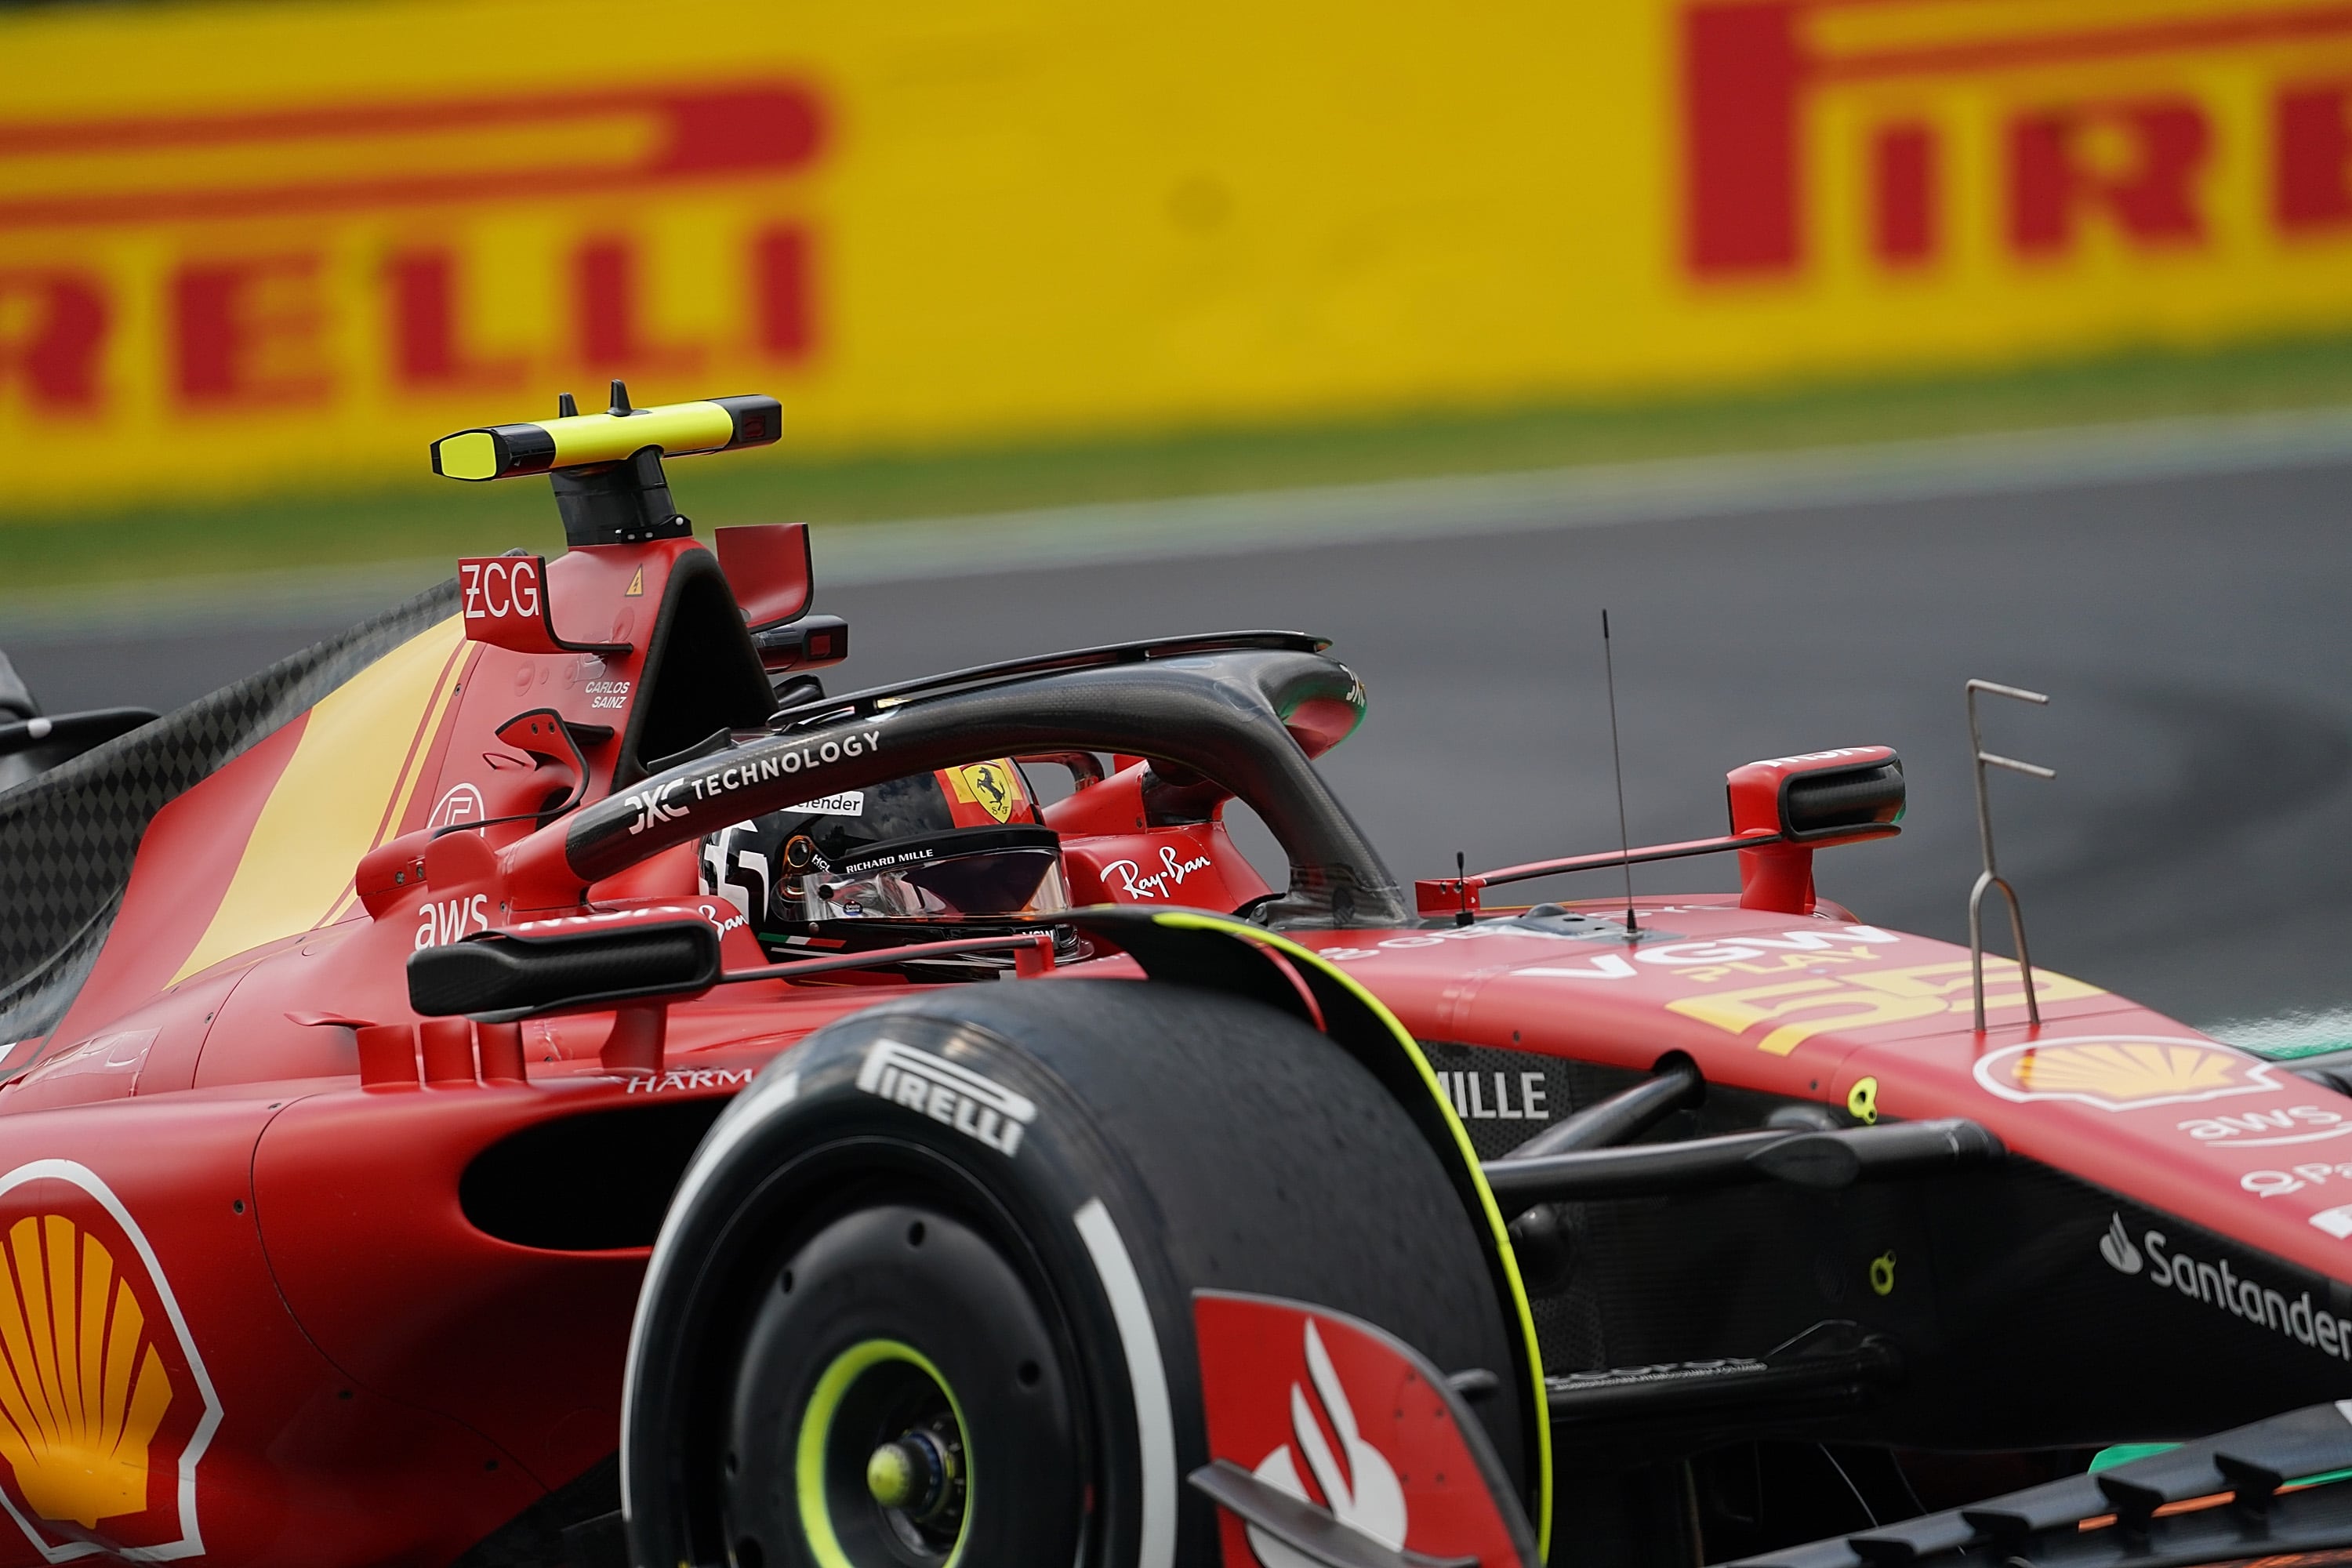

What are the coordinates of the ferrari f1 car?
(4, 387, 2352, 1568)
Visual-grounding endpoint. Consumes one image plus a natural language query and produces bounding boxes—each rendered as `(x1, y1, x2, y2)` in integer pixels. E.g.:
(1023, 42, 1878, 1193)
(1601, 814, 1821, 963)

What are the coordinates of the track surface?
(11, 458, 2351, 1027)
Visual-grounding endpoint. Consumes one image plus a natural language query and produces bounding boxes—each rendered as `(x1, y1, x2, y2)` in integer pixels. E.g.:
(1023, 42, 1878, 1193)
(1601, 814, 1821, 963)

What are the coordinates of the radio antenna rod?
(1602, 610, 1639, 934)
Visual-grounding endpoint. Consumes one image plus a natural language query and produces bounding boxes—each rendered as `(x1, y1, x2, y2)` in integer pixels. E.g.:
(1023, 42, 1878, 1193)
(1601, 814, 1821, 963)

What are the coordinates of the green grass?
(8, 330, 2352, 591)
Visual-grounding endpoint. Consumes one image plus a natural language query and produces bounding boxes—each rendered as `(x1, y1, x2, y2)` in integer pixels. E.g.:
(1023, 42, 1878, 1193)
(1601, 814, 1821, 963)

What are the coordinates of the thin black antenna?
(1455, 851, 1472, 926)
(1602, 610, 1639, 934)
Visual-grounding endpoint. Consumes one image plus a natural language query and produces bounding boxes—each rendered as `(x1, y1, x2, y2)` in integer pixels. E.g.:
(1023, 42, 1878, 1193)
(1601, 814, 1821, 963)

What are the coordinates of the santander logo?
(1192, 1290, 1530, 1567)
(1247, 1319, 1408, 1566)
(2100, 1212, 2143, 1274)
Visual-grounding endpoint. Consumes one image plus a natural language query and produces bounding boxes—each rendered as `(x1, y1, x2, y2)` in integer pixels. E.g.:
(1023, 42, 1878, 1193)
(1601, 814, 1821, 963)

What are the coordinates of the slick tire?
(622, 978, 1533, 1568)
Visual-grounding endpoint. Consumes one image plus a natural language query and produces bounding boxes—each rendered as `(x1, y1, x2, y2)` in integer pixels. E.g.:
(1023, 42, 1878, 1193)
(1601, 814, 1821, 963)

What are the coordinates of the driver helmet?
(698, 759, 1074, 974)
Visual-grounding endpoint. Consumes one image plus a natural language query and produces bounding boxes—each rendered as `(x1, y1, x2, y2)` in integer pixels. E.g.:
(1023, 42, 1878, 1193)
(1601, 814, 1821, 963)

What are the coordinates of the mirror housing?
(1727, 747, 1904, 844)
(408, 916, 721, 1023)
(749, 614, 849, 674)
(1725, 747, 1903, 915)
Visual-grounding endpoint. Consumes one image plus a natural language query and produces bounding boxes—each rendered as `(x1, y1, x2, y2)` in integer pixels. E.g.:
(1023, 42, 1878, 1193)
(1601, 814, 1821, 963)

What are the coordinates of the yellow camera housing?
(429, 381, 783, 547)
(431, 385, 781, 481)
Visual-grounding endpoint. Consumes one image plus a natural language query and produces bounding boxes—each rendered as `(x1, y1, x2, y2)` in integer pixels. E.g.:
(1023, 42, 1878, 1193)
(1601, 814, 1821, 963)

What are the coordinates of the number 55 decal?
(1667, 960, 2100, 1055)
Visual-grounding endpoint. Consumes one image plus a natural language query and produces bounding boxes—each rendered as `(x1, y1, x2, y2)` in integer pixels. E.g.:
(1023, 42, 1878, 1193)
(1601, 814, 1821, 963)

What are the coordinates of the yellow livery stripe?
(168, 617, 466, 985)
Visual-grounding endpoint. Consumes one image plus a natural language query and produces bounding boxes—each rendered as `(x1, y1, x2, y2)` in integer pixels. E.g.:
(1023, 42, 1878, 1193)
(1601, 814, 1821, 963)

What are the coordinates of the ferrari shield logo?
(0, 1161, 220, 1563)
(952, 763, 1017, 824)
(1974, 1036, 2279, 1112)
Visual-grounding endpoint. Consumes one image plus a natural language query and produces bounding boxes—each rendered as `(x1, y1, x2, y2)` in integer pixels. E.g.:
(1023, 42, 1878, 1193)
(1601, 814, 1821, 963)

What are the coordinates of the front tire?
(624, 978, 1535, 1568)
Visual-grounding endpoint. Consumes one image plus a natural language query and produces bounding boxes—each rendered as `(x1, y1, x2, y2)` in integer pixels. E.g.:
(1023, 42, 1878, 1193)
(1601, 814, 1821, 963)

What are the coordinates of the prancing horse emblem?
(957, 764, 1015, 824)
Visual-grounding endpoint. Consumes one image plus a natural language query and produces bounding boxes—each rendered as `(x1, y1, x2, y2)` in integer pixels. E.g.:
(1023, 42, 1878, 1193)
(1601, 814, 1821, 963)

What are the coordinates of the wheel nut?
(866, 1439, 920, 1509)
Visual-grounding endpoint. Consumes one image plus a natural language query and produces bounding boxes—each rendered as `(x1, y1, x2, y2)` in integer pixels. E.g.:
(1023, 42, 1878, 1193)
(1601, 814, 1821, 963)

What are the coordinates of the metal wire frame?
(1965, 678, 2054, 1033)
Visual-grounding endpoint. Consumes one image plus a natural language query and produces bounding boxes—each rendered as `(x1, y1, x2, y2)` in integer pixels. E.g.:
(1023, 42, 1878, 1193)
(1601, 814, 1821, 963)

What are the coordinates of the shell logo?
(0, 1215, 174, 1527)
(0, 1162, 220, 1563)
(1975, 1036, 2280, 1112)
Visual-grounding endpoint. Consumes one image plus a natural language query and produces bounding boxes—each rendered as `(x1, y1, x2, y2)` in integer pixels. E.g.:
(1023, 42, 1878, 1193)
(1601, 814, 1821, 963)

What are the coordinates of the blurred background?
(4, 0, 2352, 1037)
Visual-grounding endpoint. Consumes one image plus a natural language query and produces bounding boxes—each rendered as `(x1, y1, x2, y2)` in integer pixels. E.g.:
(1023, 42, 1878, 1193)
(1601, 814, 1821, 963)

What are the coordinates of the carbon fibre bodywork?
(0, 585, 456, 1044)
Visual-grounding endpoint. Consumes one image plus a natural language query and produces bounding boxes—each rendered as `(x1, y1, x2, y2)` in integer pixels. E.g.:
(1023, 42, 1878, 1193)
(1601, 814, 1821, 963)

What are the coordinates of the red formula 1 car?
(5, 389, 2352, 1568)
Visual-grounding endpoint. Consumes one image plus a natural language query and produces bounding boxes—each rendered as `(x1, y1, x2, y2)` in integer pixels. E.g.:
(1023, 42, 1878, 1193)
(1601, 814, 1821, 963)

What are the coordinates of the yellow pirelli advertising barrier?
(3, 0, 2352, 509)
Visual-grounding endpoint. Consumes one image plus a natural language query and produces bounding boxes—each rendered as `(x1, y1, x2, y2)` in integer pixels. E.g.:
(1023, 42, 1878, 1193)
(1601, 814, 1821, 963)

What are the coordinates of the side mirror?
(750, 613, 850, 674)
(1724, 747, 1903, 916)
(408, 917, 720, 1022)
(1726, 747, 1904, 844)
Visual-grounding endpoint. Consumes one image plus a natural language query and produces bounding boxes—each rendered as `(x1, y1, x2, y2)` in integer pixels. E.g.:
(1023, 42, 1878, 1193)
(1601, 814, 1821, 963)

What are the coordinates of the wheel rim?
(796, 1339, 972, 1568)
(720, 1197, 1083, 1568)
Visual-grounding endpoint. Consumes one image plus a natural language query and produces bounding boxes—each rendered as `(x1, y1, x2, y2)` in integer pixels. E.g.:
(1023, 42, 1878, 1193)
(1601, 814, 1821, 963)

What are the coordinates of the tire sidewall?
(627, 1002, 1190, 1568)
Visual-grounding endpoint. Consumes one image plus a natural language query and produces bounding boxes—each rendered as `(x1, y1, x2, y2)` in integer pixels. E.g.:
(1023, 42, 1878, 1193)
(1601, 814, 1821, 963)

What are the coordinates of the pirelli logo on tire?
(856, 1040, 1036, 1157)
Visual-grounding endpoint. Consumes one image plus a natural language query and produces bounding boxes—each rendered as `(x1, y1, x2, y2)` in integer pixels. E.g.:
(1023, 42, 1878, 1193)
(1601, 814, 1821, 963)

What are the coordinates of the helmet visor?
(792, 825, 1070, 924)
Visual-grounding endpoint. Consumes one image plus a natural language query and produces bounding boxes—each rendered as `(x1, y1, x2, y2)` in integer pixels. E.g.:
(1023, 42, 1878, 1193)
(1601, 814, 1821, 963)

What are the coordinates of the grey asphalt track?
(9, 455, 2350, 1029)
